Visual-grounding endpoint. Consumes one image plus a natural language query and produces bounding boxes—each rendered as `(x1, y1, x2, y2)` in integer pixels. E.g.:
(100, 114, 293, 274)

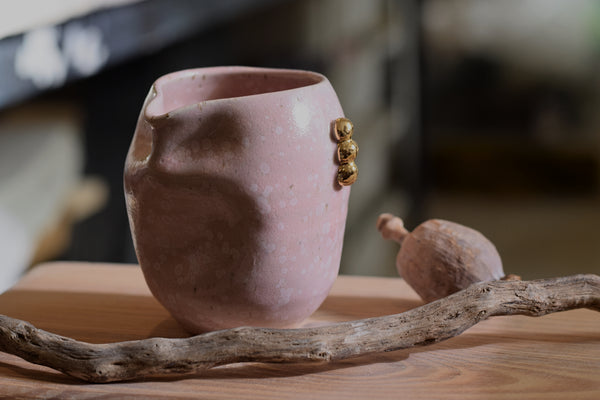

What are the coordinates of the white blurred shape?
(0, 208, 32, 293)
(63, 23, 109, 76)
(14, 26, 67, 88)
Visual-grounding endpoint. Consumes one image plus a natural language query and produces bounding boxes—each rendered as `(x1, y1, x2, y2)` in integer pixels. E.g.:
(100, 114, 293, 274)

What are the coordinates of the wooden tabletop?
(0, 262, 597, 399)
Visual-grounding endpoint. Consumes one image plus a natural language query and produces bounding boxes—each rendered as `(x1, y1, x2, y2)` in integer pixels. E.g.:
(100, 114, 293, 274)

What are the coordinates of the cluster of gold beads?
(335, 117, 359, 186)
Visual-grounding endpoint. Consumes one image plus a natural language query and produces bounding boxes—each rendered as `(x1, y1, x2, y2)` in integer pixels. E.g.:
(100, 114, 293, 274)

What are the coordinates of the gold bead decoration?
(334, 117, 358, 186)
(337, 139, 359, 163)
(334, 118, 353, 141)
(337, 162, 358, 186)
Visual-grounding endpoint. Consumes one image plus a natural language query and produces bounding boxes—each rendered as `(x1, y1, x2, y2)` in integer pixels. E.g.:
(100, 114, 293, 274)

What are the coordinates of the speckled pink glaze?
(124, 66, 350, 333)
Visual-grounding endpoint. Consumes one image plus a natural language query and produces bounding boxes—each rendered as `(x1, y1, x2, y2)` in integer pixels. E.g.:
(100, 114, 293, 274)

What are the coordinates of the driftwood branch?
(0, 274, 598, 383)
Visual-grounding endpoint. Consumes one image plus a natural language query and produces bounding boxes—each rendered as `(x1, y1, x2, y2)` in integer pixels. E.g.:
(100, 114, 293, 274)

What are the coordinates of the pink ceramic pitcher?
(124, 66, 351, 333)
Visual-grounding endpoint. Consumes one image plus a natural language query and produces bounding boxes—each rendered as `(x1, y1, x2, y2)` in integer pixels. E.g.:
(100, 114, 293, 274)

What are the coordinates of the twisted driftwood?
(0, 274, 598, 383)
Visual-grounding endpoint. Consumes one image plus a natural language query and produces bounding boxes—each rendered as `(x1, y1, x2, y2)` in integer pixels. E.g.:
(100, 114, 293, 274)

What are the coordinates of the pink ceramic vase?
(124, 66, 350, 333)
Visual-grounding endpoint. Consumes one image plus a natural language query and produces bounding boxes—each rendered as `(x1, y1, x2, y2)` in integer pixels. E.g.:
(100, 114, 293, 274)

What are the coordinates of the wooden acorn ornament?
(377, 213, 519, 303)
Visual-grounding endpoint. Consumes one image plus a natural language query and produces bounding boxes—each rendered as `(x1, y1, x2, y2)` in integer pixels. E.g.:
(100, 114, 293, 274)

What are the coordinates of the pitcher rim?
(144, 66, 328, 122)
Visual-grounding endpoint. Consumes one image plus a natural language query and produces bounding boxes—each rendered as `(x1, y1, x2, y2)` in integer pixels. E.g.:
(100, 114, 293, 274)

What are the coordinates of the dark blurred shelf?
(431, 134, 600, 196)
(0, 0, 290, 110)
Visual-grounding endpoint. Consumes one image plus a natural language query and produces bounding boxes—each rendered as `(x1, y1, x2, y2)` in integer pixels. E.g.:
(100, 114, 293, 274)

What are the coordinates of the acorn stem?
(377, 213, 410, 245)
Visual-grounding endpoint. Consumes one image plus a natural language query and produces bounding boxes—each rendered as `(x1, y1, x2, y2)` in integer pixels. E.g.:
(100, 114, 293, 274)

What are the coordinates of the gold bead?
(337, 139, 359, 163)
(337, 162, 358, 186)
(334, 118, 353, 141)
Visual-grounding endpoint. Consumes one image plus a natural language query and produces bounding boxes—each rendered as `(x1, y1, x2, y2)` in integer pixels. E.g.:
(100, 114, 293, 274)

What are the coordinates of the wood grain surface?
(0, 262, 598, 399)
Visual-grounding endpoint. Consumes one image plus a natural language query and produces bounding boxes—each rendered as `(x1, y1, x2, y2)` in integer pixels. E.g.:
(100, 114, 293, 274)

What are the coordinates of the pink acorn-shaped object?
(377, 213, 518, 303)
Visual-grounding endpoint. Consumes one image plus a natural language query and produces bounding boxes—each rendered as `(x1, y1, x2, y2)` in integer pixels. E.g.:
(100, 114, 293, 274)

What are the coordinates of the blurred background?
(1, 0, 599, 292)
